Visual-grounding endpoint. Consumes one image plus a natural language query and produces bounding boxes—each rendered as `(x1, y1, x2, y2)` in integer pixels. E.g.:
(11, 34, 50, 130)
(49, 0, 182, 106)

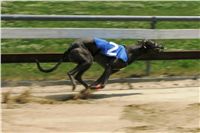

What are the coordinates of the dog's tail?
(36, 59, 63, 73)
(36, 50, 69, 73)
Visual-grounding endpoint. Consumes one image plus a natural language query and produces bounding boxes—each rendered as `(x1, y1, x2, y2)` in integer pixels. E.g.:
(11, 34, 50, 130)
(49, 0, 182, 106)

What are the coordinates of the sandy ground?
(1, 79, 200, 133)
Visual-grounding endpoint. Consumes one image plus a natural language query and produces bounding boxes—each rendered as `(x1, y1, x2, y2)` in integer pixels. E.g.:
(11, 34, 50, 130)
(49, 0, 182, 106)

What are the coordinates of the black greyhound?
(36, 38, 163, 93)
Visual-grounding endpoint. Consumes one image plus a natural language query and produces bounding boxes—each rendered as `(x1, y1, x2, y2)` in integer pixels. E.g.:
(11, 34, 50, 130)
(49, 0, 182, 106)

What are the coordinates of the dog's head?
(138, 40, 164, 53)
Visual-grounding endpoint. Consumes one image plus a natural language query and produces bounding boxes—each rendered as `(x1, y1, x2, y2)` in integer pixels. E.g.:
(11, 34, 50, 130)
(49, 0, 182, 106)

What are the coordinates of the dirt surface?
(2, 79, 200, 133)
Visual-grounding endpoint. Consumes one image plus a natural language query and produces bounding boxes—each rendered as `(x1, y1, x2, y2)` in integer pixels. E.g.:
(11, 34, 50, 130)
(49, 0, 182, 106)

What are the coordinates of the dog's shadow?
(45, 92, 142, 101)
(89, 93, 141, 99)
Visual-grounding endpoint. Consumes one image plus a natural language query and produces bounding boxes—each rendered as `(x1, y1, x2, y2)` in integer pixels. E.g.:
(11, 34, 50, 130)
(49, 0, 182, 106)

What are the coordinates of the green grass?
(2, 1, 200, 16)
(1, 1, 200, 81)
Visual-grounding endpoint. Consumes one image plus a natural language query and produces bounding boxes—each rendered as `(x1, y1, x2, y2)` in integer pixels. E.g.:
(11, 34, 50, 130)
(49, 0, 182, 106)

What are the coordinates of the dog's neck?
(126, 45, 145, 65)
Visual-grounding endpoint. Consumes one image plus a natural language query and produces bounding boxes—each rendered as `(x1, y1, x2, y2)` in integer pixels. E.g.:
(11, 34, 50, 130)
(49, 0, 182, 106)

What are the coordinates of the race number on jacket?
(94, 38, 128, 62)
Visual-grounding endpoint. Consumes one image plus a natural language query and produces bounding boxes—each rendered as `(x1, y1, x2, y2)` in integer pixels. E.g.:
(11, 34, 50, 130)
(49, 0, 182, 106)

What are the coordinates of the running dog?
(36, 38, 164, 93)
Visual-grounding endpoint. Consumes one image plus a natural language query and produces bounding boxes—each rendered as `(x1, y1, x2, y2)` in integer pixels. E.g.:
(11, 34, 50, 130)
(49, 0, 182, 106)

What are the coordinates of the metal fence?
(2, 14, 200, 21)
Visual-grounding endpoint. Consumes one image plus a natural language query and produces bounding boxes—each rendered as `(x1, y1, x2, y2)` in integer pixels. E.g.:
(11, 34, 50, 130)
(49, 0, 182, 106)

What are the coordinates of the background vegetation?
(1, 1, 200, 81)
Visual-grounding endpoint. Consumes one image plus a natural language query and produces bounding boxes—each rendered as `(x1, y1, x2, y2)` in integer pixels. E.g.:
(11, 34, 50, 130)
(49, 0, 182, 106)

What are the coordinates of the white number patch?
(107, 42, 119, 56)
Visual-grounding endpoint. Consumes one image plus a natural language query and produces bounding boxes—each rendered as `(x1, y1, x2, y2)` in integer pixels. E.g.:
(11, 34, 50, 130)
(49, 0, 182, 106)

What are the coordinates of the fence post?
(145, 17, 157, 76)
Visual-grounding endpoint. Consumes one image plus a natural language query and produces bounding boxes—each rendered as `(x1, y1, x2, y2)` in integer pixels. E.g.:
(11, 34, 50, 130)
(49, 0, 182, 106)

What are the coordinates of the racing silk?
(94, 37, 128, 62)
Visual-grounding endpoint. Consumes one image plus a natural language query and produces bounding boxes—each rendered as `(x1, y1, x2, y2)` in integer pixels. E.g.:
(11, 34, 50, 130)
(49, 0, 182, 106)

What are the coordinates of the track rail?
(2, 51, 200, 63)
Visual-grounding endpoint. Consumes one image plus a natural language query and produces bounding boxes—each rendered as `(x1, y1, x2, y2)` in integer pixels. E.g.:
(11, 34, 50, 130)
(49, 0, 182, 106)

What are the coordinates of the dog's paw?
(72, 89, 90, 99)
(73, 94, 80, 100)
(90, 84, 104, 90)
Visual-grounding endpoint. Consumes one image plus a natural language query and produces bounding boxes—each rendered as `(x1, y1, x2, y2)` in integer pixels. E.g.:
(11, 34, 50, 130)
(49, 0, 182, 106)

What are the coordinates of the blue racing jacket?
(94, 37, 128, 62)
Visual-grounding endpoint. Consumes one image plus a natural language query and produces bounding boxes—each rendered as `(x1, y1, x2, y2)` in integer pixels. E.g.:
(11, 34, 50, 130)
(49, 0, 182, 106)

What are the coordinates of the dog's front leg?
(90, 64, 112, 89)
(100, 65, 112, 87)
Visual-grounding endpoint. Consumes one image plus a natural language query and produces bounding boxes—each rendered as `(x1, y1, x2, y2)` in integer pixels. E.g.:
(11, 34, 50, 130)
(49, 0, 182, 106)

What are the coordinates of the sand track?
(2, 79, 200, 133)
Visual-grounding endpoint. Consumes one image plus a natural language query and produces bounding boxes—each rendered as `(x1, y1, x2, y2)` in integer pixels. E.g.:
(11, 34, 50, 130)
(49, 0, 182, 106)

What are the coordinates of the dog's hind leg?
(74, 62, 92, 88)
(67, 62, 92, 91)
(71, 62, 92, 99)
(67, 61, 91, 91)
(66, 45, 94, 97)
(67, 65, 80, 91)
